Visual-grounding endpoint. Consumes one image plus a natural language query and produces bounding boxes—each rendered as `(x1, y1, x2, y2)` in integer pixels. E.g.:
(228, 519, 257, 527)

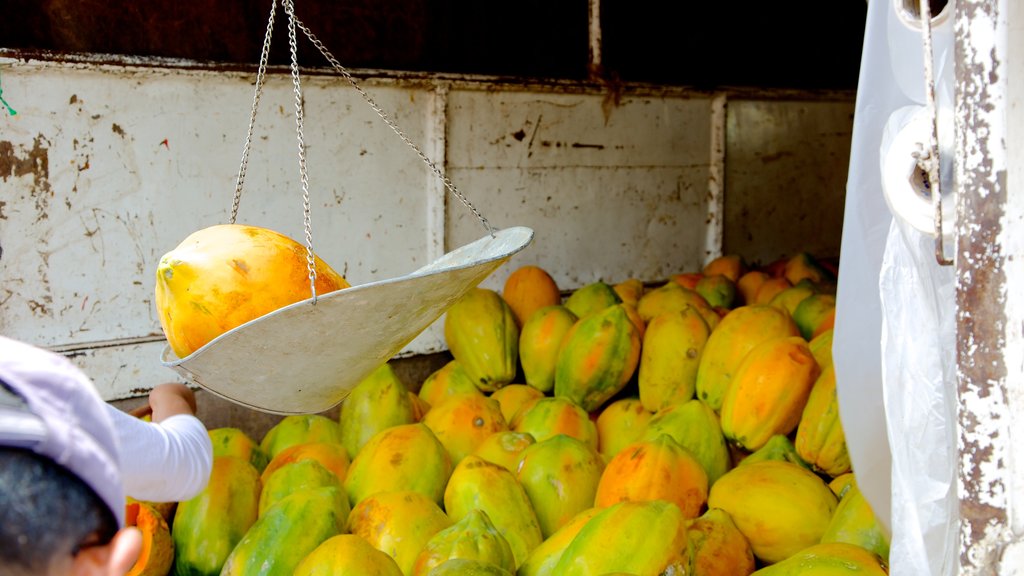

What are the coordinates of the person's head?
(0, 336, 141, 575)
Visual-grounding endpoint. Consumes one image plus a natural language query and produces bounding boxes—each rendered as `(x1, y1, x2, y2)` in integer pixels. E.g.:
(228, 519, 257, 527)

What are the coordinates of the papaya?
(444, 288, 519, 392)
(638, 306, 710, 412)
(220, 486, 348, 576)
(208, 427, 270, 473)
(472, 430, 536, 473)
(502, 265, 562, 327)
(642, 399, 731, 486)
(636, 282, 719, 330)
(427, 559, 513, 576)
(516, 434, 606, 537)
(736, 270, 770, 306)
(126, 496, 177, 528)
(410, 391, 432, 422)
(343, 423, 452, 507)
(419, 360, 482, 408)
(821, 482, 891, 563)
(293, 534, 403, 576)
(348, 490, 453, 576)
(738, 434, 812, 471)
(808, 328, 835, 370)
(259, 414, 342, 460)
(829, 472, 857, 499)
(671, 272, 704, 290)
(695, 304, 800, 412)
(795, 363, 852, 477)
(750, 542, 888, 575)
(519, 305, 579, 393)
(423, 392, 508, 464)
(703, 254, 746, 282)
(516, 507, 602, 576)
(612, 278, 646, 307)
(768, 280, 818, 317)
(258, 459, 346, 519)
(172, 456, 261, 576)
(511, 396, 599, 452)
(155, 224, 349, 359)
(259, 441, 349, 486)
(411, 509, 516, 576)
(339, 362, 415, 460)
(553, 304, 641, 412)
(793, 293, 837, 340)
(489, 384, 545, 424)
(783, 252, 835, 286)
(595, 397, 652, 461)
(552, 500, 687, 576)
(621, 303, 647, 339)
(678, 508, 756, 576)
(564, 281, 622, 319)
(752, 277, 792, 305)
(125, 501, 174, 576)
(720, 336, 820, 452)
(444, 455, 544, 568)
(594, 434, 709, 519)
(695, 274, 737, 309)
(708, 460, 837, 564)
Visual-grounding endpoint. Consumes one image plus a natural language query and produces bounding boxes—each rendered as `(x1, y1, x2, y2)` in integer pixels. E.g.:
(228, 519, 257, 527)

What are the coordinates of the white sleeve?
(106, 404, 214, 502)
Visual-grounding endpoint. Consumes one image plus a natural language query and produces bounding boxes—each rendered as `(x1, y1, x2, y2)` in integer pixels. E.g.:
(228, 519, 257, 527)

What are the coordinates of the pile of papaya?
(137, 239, 889, 576)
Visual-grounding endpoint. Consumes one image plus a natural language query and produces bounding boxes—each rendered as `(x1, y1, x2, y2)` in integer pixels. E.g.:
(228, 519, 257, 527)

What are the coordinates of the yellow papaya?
(423, 392, 508, 464)
(511, 396, 599, 452)
(517, 507, 602, 576)
(751, 542, 888, 575)
(642, 399, 731, 486)
(738, 434, 812, 471)
(795, 363, 852, 478)
(125, 501, 174, 576)
(793, 293, 837, 340)
(489, 384, 545, 424)
(595, 397, 652, 461)
(808, 328, 835, 370)
(695, 305, 800, 412)
(444, 455, 544, 568)
(612, 278, 646, 307)
(343, 423, 452, 507)
(260, 414, 343, 460)
(638, 306, 711, 412)
(339, 362, 415, 460)
(679, 508, 756, 576)
(783, 252, 835, 286)
(829, 472, 856, 499)
(564, 281, 622, 319)
(293, 534, 403, 576)
(595, 434, 709, 520)
(736, 271, 770, 306)
(636, 282, 719, 330)
(427, 559, 513, 575)
(517, 434, 606, 538)
(821, 482, 891, 563)
(257, 459, 345, 519)
(552, 500, 687, 575)
(752, 277, 792, 305)
(553, 304, 642, 412)
(519, 305, 579, 393)
(720, 336, 820, 452)
(444, 288, 519, 392)
(703, 254, 747, 282)
(472, 430, 536, 474)
(220, 486, 347, 576)
(172, 456, 261, 576)
(208, 427, 270, 473)
(502, 265, 562, 328)
(411, 509, 516, 576)
(768, 281, 818, 317)
(155, 224, 349, 359)
(348, 490, 453, 576)
(695, 274, 737, 309)
(260, 441, 349, 487)
(418, 360, 482, 408)
(708, 461, 837, 565)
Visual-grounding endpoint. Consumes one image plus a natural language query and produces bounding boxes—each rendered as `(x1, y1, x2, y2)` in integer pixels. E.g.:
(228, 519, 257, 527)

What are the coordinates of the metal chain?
(230, 0, 276, 225)
(282, 0, 319, 300)
(290, 15, 495, 237)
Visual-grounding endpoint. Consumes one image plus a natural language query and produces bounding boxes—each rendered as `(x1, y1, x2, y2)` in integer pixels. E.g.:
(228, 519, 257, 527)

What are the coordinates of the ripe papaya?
(293, 534, 403, 576)
(612, 278, 646, 307)
(636, 282, 719, 330)
(553, 304, 641, 412)
(418, 360, 481, 408)
(720, 336, 820, 452)
(444, 288, 519, 392)
(155, 224, 349, 359)
(702, 254, 746, 282)
(564, 281, 622, 319)
(258, 459, 345, 519)
(516, 507, 602, 576)
(423, 392, 508, 464)
(517, 434, 605, 538)
(695, 305, 800, 412)
(339, 362, 415, 460)
(678, 508, 756, 576)
(642, 399, 731, 486)
(708, 461, 837, 564)
(795, 362, 852, 478)
(208, 427, 270, 473)
(519, 305, 578, 393)
(259, 414, 342, 460)
(427, 559, 513, 575)
(638, 306, 711, 412)
(502, 265, 561, 327)
(348, 490, 453, 575)
(595, 397, 652, 461)
(821, 482, 891, 563)
(511, 396, 599, 452)
(260, 441, 349, 486)
(751, 542, 887, 575)
(489, 384, 545, 424)
(695, 274, 737, 309)
(343, 423, 452, 507)
(125, 501, 174, 576)
(738, 434, 812, 471)
(472, 430, 536, 473)
(411, 509, 516, 576)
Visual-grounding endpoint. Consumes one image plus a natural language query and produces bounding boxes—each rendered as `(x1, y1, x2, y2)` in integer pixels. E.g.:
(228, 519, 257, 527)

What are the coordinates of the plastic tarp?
(834, 0, 957, 574)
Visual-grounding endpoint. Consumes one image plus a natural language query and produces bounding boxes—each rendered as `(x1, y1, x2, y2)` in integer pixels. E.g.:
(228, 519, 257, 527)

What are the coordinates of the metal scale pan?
(161, 226, 532, 415)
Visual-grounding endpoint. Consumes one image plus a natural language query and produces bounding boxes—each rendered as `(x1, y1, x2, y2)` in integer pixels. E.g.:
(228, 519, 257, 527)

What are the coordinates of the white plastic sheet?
(833, 0, 957, 573)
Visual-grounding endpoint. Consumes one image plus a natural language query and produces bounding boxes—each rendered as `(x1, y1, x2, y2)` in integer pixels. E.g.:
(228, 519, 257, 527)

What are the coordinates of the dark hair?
(0, 447, 118, 574)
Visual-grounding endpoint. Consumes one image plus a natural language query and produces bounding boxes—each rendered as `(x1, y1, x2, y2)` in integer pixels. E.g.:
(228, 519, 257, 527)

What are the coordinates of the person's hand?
(146, 383, 198, 423)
